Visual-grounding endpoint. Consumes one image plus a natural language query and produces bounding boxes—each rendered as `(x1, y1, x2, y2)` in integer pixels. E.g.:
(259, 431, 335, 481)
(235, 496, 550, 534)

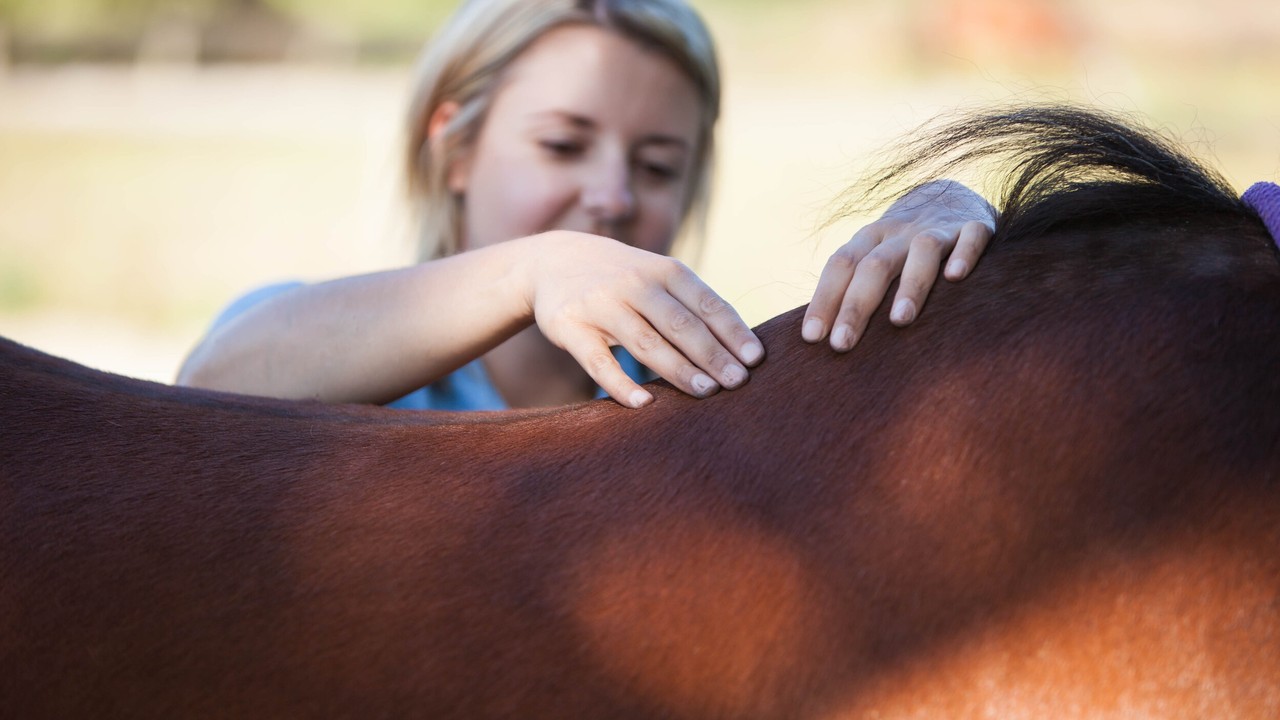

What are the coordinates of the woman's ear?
(427, 100, 459, 143)
(427, 100, 469, 194)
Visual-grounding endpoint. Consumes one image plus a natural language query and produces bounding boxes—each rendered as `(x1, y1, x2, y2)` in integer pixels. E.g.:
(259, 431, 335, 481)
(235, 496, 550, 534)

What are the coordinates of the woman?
(178, 0, 994, 409)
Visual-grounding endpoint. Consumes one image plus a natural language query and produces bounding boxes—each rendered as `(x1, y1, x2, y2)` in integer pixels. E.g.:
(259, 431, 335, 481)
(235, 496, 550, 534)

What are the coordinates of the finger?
(890, 229, 950, 327)
(636, 290, 750, 390)
(608, 310, 724, 399)
(829, 245, 907, 352)
(557, 325, 655, 409)
(944, 220, 994, 280)
(804, 227, 882, 343)
(663, 261, 764, 367)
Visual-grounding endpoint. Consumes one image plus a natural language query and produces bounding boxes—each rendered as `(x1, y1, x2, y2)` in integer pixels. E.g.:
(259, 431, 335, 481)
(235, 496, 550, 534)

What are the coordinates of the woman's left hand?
(803, 179, 995, 351)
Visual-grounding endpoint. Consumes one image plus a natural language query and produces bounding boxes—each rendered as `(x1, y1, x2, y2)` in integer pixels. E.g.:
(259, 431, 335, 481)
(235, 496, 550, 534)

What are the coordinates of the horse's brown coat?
(2, 212, 1279, 717)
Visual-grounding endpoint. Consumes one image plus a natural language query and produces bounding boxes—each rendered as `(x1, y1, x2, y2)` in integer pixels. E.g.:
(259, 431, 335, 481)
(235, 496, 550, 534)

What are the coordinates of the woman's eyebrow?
(531, 110, 595, 129)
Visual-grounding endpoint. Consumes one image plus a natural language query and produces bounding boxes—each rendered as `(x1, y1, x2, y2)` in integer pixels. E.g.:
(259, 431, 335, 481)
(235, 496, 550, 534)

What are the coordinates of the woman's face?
(448, 24, 703, 255)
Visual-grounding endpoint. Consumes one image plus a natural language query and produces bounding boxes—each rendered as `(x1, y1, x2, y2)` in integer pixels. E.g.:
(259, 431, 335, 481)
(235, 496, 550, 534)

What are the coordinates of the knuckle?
(857, 251, 894, 278)
(668, 308, 698, 334)
(850, 225, 882, 245)
(548, 300, 587, 326)
(963, 219, 995, 241)
(826, 246, 860, 272)
(698, 292, 729, 316)
(634, 328, 663, 353)
(897, 274, 928, 296)
(662, 257, 692, 280)
(707, 348, 736, 372)
(837, 299, 866, 325)
(678, 364, 705, 387)
(585, 350, 617, 376)
(617, 267, 649, 292)
(911, 231, 950, 254)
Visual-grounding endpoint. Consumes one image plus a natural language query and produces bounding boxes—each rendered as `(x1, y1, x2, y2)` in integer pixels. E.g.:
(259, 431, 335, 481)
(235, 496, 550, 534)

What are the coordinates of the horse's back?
(2, 158, 1280, 716)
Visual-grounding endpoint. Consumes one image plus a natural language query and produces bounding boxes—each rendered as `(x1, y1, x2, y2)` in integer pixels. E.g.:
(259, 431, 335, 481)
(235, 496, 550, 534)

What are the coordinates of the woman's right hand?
(179, 230, 762, 409)
(521, 231, 764, 408)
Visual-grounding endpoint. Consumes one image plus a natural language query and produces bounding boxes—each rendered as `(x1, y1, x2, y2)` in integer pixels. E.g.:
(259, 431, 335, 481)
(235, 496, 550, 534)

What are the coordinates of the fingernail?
(891, 298, 916, 324)
(629, 389, 653, 408)
(691, 373, 718, 396)
(831, 324, 855, 352)
(722, 363, 747, 388)
(802, 318, 824, 343)
(740, 341, 764, 366)
(946, 258, 968, 278)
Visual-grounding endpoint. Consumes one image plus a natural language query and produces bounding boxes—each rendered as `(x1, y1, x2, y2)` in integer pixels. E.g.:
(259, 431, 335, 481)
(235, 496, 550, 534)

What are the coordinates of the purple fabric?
(1241, 181, 1280, 249)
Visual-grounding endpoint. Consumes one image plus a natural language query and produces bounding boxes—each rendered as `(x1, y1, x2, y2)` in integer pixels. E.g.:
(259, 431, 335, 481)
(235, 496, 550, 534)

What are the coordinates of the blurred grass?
(0, 130, 369, 325)
(1, 0, 1278, 382)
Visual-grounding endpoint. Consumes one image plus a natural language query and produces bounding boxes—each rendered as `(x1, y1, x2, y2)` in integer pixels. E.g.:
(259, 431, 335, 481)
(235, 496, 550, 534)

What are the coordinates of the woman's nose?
(581, 161, 635, 231)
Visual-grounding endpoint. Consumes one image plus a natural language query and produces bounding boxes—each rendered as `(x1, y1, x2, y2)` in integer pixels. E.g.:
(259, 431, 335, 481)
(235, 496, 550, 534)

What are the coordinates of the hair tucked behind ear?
(835, 106, 1270, 252)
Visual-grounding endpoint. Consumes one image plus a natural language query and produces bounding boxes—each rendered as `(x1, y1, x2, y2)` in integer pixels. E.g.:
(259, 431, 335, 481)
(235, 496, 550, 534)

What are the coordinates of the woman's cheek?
(637, 192, 686, 254)
(470, 174, 567, 247)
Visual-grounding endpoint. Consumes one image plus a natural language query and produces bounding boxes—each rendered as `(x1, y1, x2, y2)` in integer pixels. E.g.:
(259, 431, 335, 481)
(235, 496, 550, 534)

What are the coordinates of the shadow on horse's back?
(1, 106, 1278, 718)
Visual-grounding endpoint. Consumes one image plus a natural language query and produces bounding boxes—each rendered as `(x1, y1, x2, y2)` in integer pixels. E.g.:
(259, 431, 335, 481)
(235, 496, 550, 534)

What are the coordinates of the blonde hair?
(405, 0, 720, 261)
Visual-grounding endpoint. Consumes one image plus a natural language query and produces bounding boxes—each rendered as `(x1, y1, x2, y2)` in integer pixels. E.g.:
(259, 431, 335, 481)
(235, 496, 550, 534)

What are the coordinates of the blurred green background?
(1, 0, 1278, 382)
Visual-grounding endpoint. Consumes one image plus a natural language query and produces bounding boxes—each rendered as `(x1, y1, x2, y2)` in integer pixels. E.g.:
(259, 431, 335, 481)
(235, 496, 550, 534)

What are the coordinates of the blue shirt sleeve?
(208, 281, 305, 332)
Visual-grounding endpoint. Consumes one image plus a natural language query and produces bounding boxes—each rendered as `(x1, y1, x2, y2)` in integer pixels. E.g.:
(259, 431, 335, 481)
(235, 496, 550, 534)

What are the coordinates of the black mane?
(841, 106, 1277, 259)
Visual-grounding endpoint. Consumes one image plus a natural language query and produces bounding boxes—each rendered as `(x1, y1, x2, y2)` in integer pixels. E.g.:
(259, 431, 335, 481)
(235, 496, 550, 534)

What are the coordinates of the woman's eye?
(640, 162, 680, 182)
(540, 140, 583, 157)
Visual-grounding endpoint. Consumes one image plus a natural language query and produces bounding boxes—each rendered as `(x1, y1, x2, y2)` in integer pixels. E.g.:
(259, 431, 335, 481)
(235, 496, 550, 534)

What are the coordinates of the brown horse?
(2, 107, 1278, 718)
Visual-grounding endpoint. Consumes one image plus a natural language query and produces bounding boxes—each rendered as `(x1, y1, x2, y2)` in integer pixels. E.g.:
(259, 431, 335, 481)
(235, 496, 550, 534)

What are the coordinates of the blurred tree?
(0, 0, 453, 62)
(0, 0, 446, 40)
(1, 0, 208, 35)
(264, 0, 451, 39)
(0, 0, 831, 64)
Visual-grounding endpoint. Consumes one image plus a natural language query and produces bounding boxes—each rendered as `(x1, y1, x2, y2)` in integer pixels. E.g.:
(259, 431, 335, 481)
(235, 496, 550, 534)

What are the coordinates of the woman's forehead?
(491, 25, 703, 138)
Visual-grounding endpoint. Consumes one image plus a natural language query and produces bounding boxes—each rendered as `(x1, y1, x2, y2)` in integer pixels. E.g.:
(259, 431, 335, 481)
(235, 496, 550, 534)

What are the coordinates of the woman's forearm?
(177, 239, 538, 404)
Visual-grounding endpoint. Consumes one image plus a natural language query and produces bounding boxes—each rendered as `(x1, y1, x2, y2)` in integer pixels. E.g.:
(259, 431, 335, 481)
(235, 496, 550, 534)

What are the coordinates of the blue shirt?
(210, 281, 654, 411)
